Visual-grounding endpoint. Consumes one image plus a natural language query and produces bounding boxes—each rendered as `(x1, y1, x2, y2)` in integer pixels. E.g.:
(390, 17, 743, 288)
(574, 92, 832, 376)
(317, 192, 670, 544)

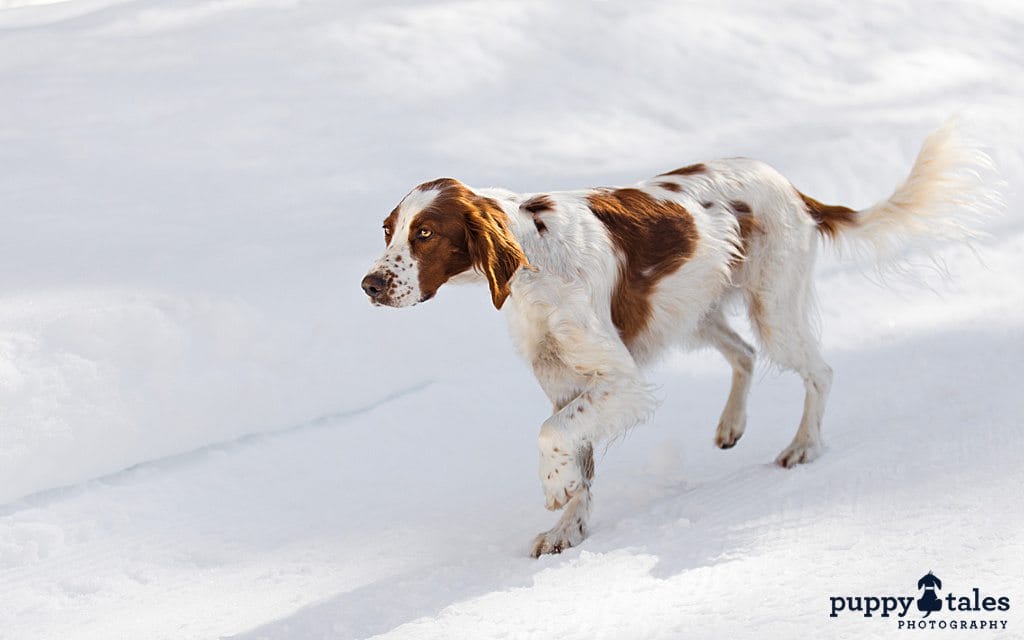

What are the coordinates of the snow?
(1, 0, 1022, 638)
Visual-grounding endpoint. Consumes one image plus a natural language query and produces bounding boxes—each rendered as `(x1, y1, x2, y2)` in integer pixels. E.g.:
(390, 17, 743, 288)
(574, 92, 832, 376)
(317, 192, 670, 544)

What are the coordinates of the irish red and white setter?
(361, 121, 995, 557)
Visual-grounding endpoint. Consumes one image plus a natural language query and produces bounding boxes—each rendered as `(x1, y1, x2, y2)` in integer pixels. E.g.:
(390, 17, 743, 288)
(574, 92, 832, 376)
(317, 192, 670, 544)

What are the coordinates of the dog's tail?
(799, 119, 1002, 266)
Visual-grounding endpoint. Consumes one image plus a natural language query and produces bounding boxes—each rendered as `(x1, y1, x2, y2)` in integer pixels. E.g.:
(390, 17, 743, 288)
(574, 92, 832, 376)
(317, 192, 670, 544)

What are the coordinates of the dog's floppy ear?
(464, 195, 526, 310)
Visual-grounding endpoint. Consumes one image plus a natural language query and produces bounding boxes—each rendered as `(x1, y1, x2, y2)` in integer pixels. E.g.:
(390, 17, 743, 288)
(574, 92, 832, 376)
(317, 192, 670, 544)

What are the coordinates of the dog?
(361, 121, 996, 556)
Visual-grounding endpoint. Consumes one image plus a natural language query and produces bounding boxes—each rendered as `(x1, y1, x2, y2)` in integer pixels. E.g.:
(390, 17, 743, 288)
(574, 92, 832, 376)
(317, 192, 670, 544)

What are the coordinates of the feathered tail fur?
(801, 119, 1003, 265)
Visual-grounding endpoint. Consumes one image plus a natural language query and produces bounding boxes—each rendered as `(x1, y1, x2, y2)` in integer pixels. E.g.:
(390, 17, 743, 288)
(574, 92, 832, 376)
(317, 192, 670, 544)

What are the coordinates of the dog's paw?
(530, 516, 587, 558)
(775, 439, 822, 468)
(539, 445, 585, 510)
(714, 411, 746, 449)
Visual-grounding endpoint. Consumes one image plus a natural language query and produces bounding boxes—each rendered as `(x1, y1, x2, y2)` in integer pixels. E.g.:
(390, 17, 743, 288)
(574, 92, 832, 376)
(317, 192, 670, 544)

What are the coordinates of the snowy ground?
(2, 1, 1023, 638)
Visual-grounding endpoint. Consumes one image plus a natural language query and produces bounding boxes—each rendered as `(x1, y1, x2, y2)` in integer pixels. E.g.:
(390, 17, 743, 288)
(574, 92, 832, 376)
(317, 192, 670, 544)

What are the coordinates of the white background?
(1, 1, 1022, 638)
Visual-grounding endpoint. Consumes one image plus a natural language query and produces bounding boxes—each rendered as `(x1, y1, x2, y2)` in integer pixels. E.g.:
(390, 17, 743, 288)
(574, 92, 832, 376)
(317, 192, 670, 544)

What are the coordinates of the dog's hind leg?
(699, 310, 756, 450)
(746, 239, 833, 467)
(770, 336, 832, 468)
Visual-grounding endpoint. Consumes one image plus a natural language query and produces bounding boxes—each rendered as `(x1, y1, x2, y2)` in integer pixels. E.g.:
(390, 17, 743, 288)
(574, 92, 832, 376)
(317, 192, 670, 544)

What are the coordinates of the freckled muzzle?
(361, 255, 421, 307)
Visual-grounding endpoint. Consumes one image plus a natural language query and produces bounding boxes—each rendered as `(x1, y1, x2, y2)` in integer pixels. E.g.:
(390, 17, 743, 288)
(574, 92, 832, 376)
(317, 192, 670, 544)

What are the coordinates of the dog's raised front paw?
(539, 449, 584, 510)
(538, 435, 585, 510)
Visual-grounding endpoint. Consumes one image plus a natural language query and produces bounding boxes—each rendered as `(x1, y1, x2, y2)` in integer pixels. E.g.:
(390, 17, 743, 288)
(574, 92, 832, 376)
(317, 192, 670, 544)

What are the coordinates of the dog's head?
(361, 178, 526, 309)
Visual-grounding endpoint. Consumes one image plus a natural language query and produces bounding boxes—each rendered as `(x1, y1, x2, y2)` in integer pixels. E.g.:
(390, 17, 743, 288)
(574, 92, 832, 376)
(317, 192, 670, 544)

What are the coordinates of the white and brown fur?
(361, 121, 997, 557)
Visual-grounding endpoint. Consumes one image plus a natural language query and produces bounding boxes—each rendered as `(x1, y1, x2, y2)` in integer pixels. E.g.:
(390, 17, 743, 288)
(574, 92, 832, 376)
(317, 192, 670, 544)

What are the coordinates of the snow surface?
(1, 1, 1023, 638)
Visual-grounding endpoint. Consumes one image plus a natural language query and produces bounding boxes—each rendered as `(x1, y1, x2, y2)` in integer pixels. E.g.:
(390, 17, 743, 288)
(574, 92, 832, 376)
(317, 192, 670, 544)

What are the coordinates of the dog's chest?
(504, 293, 555, 366)
(504, 292, 588, 402)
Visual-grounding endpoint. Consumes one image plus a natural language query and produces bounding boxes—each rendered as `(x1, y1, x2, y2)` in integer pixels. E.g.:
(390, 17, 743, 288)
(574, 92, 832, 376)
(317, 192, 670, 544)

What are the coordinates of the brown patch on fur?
(728, 200, 762, 265)
(521, 194, 554, 214)
(659, 163, 706, 177)
(797, 190, 858, 239)
(405, 178, 527, 308)
(729, 200, 761, 245)
(417, 177, 461, 192)
(730, 200, 751, 215)
(736, 217, 760, 248)
(587, 188, 698, 348)
(654, 181, 682, 192)
(383, 207, 398, 246)
(521, 194, 555, 235)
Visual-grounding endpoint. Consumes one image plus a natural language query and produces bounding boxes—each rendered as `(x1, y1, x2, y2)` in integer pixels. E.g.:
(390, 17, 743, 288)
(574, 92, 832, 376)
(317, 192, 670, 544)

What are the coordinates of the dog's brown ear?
(464, 195, 526, 310)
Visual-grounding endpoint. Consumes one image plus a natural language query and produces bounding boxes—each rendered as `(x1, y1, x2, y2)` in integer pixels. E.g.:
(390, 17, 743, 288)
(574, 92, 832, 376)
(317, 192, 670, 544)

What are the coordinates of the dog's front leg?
(537, 415, 590, 512)
(531, 440, 593, 557)
(530, 374, 652, 557)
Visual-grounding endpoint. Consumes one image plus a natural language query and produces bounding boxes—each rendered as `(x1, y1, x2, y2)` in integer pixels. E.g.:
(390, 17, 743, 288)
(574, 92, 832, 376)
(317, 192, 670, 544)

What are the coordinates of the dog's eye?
(383, 227, 391, 237)
(417, 228, 433, 239)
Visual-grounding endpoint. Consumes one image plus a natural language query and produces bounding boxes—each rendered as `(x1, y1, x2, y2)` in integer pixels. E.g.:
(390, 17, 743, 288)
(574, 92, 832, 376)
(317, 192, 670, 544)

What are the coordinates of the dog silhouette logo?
(917, 571, 943, 617)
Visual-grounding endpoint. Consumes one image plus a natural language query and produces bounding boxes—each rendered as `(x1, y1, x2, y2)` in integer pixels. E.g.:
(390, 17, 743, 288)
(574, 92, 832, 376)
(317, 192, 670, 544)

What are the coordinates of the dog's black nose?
(361, 273, 387, 299)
